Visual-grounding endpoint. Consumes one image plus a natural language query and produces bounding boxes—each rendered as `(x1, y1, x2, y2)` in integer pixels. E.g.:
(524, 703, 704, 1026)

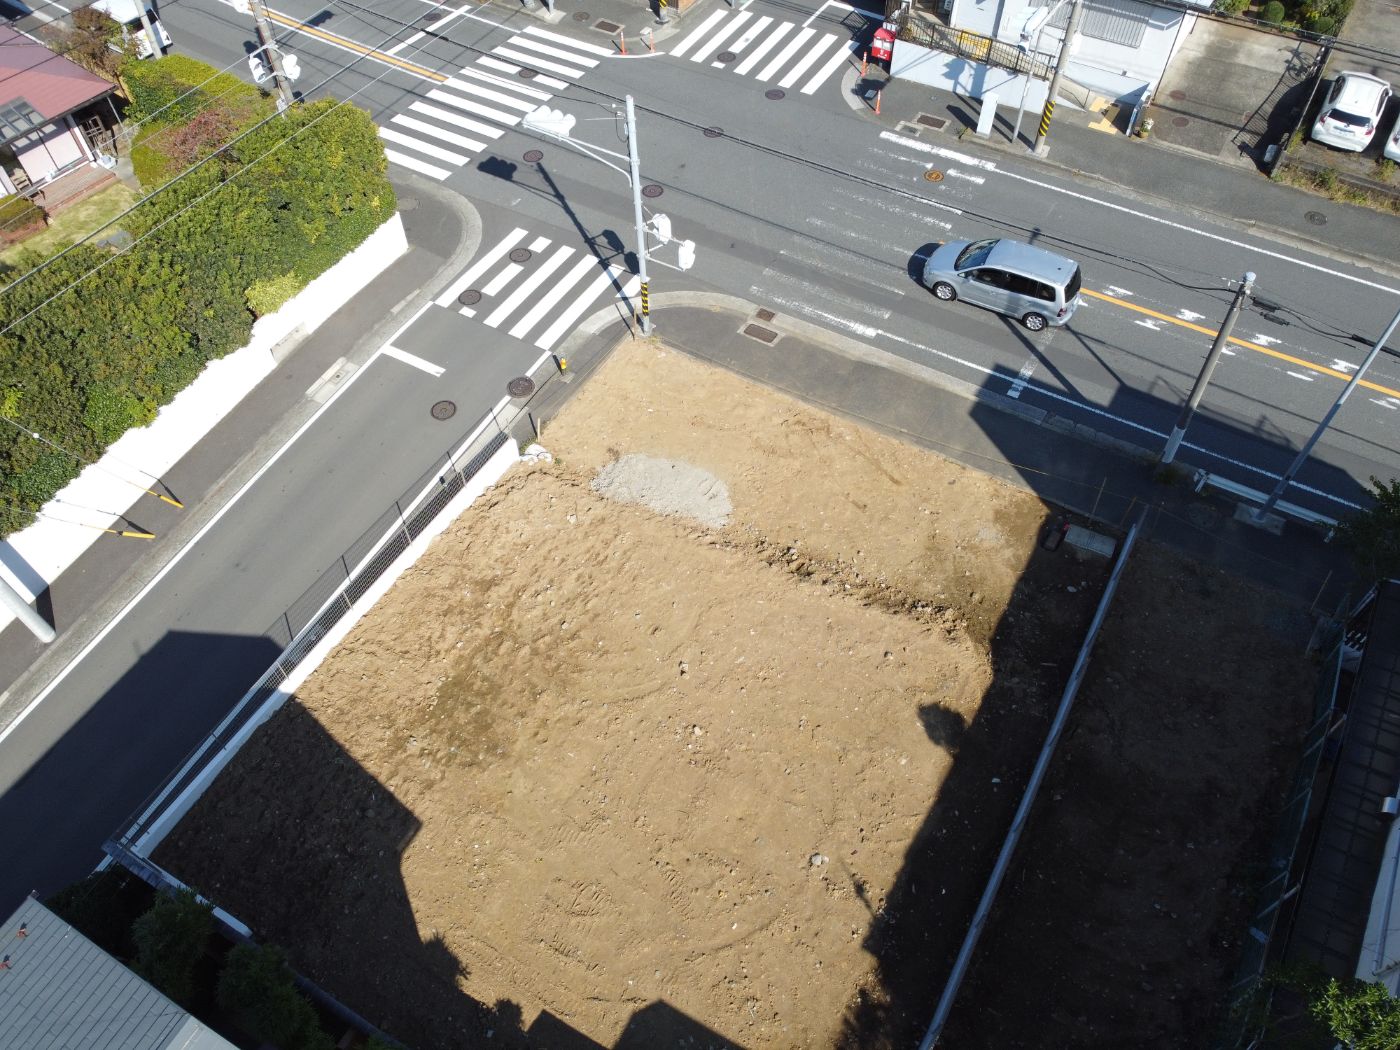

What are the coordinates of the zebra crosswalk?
(668, 10, 860, 94)
(380, 28, 610, 181)
(434, 227, 641, 351)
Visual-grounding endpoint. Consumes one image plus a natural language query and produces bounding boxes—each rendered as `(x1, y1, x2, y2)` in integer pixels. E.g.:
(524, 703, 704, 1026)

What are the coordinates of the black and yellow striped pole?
(640, 280, 651, 333)
(1032, 0, 1084, 157)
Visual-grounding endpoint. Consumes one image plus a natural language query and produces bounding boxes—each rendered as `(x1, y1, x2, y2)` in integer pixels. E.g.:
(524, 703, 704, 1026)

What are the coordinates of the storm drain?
(916, 113, 948, 130)
(743, 324, 779, 345)
(594, 19, 622, 32)
(755, 308, 775, 322)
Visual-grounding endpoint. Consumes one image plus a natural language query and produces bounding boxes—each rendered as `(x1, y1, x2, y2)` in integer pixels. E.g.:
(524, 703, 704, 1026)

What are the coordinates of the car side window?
(971, 268, 1008, 287)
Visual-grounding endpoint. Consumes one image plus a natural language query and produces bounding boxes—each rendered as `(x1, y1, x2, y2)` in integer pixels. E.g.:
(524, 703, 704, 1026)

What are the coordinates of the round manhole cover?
(716, 51, 737, 63)
(1169, 89, 1186, 100)
(573, 11, 590, 19)
(765, 88, 786, 101)
(703, 126, 723, 138)
(1172, 116, 1190, 127)
(509, 248, 533, 263)
(924, 169, 944, 182)
(518, 67, 538, 79)
(431, 400, 457, 420)
(424, 10, 444, 21)
(508, 376, 536, 398)
(641, 184, 664, 198)
(1306, 210, 1327, 226)
(458, 289, 482, 306)
(523, 148, 544, 163)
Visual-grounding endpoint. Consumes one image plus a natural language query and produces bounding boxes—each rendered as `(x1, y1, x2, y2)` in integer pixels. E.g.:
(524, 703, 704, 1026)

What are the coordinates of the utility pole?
(133, 3, 164, 59)
(251, 0, 296, 113)
(1160, 272, 1255, 466)
(0, 577, 54, 643)
(625, 95, 653, 336)
(1032, 0, 1084, 157)
(1253, 304, 1400, 522)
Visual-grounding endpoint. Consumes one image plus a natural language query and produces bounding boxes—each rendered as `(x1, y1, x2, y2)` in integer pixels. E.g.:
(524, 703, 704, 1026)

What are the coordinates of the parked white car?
(1386, 111, 1400, 163)
(1311, 71, 1392, 152)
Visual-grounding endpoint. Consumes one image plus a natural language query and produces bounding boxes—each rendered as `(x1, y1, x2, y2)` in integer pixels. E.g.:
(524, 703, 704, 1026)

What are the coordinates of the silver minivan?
(923, 238, 1082, 331)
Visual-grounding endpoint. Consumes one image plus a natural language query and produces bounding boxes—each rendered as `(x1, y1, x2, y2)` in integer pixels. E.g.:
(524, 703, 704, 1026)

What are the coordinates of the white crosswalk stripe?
(381, 31, 604, 181)
(673, 12, 857, 94)
(435, 229, 640, 351)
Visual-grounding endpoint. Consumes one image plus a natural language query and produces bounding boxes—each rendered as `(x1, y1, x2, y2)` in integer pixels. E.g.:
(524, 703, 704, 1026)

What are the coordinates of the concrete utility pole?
(1254, 304, 1400, 522)
(1160, 271, 1255, 466)
(0, 577, 54, 643)
(625, 95, 653, 337)
(1032, 0, 1084, 156)
(133, 3, 163, 59)
(251, 0, 296, 113)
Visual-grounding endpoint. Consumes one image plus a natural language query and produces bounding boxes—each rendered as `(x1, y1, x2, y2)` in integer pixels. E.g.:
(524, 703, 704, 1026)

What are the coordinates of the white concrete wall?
(0, 211, 408, 631)
(891, 40, 1051, 111)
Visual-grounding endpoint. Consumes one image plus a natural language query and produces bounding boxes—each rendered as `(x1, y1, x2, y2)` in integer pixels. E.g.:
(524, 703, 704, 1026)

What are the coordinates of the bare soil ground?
(157, 340, 1316, 1049)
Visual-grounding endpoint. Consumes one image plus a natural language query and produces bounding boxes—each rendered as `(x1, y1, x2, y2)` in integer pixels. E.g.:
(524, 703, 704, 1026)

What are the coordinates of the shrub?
(131, 889, 213, 1007)
(1262, 0, 1286, 22)
(217, 943, 333, 1050)
(246, 271, 306, 317)
(44, 869, 152, 958)
(1306, 14, 1337, 32)
(123, 53, 267, 126)
(1215, 0, 1249, 13)
(0, 195, 46, 245)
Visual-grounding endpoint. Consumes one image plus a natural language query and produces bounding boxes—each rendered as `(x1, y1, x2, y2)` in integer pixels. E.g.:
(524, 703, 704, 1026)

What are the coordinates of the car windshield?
(1329, 108, 1372, 127)
(955, 239, 997, 270)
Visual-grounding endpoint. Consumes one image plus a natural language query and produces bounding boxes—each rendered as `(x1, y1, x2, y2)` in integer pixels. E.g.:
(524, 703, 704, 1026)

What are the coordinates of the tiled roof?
(0, 26, 114, 126)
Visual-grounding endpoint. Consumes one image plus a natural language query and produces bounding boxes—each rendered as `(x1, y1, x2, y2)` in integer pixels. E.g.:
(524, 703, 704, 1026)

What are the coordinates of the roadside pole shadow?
(535, 162, 634, 308)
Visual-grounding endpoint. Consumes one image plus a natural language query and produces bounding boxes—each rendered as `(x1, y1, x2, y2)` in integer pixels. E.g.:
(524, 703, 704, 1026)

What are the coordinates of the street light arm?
(522, 127, 633, 182)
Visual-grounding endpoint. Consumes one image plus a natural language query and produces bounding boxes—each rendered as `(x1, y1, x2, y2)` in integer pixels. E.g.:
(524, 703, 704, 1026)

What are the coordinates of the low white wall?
(0, 212, 408, 631)
(892, 40, 1051, 111)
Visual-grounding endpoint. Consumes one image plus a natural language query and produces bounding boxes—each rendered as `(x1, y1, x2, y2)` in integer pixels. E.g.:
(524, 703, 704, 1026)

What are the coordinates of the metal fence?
(1215, 635, 1344, 1047)
(892, 12, 1055, 80)
(109, 415, 514, 856)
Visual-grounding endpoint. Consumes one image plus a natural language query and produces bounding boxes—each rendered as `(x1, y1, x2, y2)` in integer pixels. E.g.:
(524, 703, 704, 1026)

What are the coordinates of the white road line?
(528, 235, 551, 251)
(779, 245, 904, 297)
(449, 65, 552, 101)
(879, 130, 1400, 297)
(492, 45, 588, 80)
(509, 254, 600, 339)
(757, 27, 814, 82)
(386, 30, 427, 57)
(436, 228, 528, 307)
(1287, 371, 1316, 381)
(382, 345, 446, 377)
(804, 0, 881, 26)
(522, 25, 616, 56)
(425, 88, 522, 125)
(483, 245, 576, 328)
(693, 11, 752, 63)
(734, 22, 792, 75)
(378, 127, 469, 165)
(777, 31, 835, 88)
(504, 34, 601, 66)
(1007, 360, 1036, 399)
(535, 267, 637, 349)
(760, 267, 892, 319)
(383, 148, 450, 180)
(727, 15, 773, 55)
(410, 101, 504, 140)
(1134, 319, 1162, 331)
(391, 114, 486, 153)
(670, 11, 728, 59)
(443, 76, 539, 112)
(802, 40, 859, 94)
(482, 263, 522, 297)
(478, 55, 569, 91)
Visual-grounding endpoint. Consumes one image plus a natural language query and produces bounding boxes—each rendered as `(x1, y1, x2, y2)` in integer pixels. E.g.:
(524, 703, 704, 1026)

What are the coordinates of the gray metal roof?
(0, 896, 235, 1050)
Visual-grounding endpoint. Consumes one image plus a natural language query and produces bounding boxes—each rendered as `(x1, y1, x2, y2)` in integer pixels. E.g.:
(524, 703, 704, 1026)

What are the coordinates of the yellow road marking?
(1081, 287, 1400, 399)
(265, 8, 447, 82)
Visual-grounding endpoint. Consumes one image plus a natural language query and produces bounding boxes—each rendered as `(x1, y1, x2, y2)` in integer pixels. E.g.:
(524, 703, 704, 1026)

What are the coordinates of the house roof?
(0, 25, 114, 139)
(0, 896, 236, 1050)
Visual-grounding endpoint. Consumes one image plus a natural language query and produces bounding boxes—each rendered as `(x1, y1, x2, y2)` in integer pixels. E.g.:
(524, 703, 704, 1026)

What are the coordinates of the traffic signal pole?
(625, 96, 652, 336)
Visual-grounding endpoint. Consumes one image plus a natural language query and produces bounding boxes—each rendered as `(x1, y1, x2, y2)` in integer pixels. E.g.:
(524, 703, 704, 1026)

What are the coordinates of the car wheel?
(933, 282, 957, 302)
(1021, 312, 1048, 332)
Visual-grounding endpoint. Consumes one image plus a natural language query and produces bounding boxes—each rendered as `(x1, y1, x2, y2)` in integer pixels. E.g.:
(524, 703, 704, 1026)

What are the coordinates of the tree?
(1311, 976, 1400, 1048)
(131, 888, 213, 1007)
(1337, 476, 1400, 582)
(39, 6, 130, 82)
(217, 943, 333, 1050)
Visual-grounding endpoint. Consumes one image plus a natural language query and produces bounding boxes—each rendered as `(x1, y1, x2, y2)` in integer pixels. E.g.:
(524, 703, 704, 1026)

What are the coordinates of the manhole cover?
(594, 18, 622, 32)
(755, 308, 775, 322)
(1169, 89, 1186, 101)
(743, 324, 778, 344)
(508, 376, 536, 398)
(431, 400, 456, 420)
(1172, 116, 1190, 127)
(523, 149, 544, 162)
(397, 196, 419, 211)
(716, 51, 737, 63)
(642, 184, 664, 198)
(574, 11, 590, 20)
(925, 169, 944, 182)
(518, 67, 538, 79)
(458, 289, 482, 306)
(509, 248, 533, 263)
(765, 89, 786, 100)
(424, 11, 444, 21)
(1306, 210, 1327, 226)
(703, 126, 723, 138)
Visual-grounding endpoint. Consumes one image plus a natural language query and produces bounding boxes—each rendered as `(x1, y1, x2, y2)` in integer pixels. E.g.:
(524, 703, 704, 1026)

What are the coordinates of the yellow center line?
(1082, 287, 1400, 399)
(265, 9, 447, 82)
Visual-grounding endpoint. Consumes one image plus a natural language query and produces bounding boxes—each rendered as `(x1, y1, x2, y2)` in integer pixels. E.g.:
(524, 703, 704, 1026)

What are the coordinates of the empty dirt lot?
(158, 339, 1317, 1049)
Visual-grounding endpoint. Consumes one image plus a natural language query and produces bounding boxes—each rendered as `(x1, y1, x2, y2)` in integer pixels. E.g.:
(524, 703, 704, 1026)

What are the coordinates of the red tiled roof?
(0, 25, 114, 123)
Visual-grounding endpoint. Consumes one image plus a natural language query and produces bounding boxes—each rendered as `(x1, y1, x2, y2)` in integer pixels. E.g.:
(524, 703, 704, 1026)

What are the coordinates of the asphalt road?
(1, 0, 1399, 909)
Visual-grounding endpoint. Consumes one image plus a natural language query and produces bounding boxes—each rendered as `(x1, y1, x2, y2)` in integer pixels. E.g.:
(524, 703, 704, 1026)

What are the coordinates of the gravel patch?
(591, 453, 732, 527)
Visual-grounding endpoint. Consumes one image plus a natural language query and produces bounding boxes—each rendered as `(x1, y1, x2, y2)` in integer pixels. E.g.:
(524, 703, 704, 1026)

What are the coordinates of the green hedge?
(0, 194, 47, 245)
(0, 90, 395, 535)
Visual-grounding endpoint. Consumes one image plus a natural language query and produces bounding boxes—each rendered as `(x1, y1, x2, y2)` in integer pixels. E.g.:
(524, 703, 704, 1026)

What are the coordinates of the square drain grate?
(916, 113, 949, 130)
(743, 324, 779, 344)
(593, 19, 622, 32)
(755, 308, 775, 322)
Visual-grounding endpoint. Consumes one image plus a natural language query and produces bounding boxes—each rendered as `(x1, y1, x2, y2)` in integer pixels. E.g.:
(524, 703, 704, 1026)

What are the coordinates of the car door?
(960, 267, 1015, 313)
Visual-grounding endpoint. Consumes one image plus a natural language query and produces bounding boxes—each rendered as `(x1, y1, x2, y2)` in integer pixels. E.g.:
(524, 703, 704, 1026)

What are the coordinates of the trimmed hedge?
(0, 194, 47, 245)
(0, 82, 395, 536)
